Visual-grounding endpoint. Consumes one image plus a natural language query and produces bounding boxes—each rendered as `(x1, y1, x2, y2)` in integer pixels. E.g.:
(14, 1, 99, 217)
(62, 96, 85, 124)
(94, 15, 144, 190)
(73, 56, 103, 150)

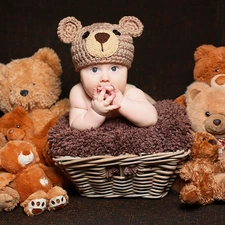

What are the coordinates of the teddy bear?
(0, 106, 58, 166)
(0, 140, 69, 216)
(184, 81, 225, 158)
(175, 44, 225, 107)
(0, 106, 68, 213)
(179, 132, 221, 205)
(0, 47, 69, 134)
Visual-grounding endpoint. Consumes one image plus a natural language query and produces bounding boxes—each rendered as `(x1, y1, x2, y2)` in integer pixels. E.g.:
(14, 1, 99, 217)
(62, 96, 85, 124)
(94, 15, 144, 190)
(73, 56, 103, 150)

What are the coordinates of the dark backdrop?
(1, 1, 225, 224)
(1, 0, 224, 102)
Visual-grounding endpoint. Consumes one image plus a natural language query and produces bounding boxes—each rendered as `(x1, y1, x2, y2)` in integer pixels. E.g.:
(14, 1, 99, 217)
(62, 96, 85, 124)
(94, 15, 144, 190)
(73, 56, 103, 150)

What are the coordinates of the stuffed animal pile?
(175, 44, 225, 107)
(0, 140, 68, 216)
(0, 48, 70, 215)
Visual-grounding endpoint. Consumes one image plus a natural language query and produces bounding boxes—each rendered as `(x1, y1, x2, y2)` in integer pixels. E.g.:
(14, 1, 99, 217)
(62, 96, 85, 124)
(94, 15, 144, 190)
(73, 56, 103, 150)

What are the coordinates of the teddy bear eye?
(113, 29, 121, 36)
(215, 68, 219, 72)
(32, 83, 35, 86)
(205, 112, 211, 117)
(82, 31, 90, 39)
(16, 124, 20, 128)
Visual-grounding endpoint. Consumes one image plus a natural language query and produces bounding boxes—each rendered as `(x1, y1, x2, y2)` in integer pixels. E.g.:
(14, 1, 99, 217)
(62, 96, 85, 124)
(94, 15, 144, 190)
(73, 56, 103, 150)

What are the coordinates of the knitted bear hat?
(57, 16, 144, 71)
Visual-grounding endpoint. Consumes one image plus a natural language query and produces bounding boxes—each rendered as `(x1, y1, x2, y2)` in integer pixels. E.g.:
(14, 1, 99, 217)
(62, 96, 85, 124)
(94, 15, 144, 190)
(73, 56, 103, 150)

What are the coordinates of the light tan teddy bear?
(0, 47, 69, 134)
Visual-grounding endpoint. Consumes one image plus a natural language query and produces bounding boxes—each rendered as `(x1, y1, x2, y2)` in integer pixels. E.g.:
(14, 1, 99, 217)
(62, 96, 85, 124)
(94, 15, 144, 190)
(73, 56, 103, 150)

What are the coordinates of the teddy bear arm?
(179, 163, 193, 181)
(38, 163, 63, 187)
(214, 158, 225, 173)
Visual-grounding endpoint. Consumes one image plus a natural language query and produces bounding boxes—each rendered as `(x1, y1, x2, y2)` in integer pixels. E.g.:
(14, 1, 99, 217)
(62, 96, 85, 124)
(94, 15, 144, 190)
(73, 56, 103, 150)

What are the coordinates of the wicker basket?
(53, 149, 190, 198)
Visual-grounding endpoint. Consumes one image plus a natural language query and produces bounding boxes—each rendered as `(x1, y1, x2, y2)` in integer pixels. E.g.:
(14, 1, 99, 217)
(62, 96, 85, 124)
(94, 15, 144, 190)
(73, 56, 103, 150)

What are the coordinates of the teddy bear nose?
(95, 33, 110, 44)
(208, 139, 217, 145)
(213, 119, 221, 126)
(20, 90, 29, 97)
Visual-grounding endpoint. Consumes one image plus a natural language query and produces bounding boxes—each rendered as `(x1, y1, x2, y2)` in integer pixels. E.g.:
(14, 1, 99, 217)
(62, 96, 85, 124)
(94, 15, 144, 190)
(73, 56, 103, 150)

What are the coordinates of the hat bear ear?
(57, 17, 83, 44)
(119, 16, 144, 37)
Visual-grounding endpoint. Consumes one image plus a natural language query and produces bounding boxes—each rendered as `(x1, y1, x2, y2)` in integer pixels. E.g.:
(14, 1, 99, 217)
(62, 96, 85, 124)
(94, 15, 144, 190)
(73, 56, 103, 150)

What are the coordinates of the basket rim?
(53, 149, 190, 164)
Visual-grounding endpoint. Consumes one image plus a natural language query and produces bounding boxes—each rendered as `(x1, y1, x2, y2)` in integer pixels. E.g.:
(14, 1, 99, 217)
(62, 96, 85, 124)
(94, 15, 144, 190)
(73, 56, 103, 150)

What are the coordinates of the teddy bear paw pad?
(48, 195, 67, 211)
(27, 198, 47, 216)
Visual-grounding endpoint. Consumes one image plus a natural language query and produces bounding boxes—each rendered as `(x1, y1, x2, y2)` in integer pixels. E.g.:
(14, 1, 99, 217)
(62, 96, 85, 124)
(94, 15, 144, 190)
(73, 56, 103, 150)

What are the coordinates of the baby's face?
(80, 64, 128, 98)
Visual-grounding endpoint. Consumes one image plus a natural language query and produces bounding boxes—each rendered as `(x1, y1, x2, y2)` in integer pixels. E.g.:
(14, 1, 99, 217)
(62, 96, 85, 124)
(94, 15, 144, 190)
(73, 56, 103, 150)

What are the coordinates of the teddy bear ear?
(119, 16, 144, 37)
(32, 47, 62, 76)
(0, 63, 7, 81)
(12, 106, 27, 115)
(57, 16, 82, 44)
(185, 82, 209, 105)
(194, 44, 216, 62)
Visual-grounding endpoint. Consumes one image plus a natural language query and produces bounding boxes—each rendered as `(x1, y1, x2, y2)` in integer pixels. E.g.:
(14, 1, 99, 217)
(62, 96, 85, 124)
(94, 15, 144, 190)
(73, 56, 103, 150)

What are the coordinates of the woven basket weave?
(53, 149, 190, 198)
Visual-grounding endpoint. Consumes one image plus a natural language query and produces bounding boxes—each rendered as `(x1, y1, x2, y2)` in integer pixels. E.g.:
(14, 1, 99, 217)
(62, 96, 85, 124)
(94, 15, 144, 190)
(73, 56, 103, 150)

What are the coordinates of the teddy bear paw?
(26, 198, 47, 216)
(48, 195, 67, 211)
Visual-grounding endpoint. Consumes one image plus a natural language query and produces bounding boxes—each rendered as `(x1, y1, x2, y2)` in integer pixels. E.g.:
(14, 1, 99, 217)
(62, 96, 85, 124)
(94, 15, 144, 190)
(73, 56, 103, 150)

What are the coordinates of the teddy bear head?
(0, 48, 63, 113)
(185, 82, 225, 138)
(57, 16, 143, 71)
(0, 140, 39, 174)
(194, 44, 225, 88)
(190, 132, 218, 161)
(0, 106, 35, 141)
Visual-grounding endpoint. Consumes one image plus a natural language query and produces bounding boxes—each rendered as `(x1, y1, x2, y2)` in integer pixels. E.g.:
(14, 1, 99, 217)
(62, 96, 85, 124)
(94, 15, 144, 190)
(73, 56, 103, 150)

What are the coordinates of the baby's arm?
(69, 84, 119, 130)
(115, 86, 158, 127)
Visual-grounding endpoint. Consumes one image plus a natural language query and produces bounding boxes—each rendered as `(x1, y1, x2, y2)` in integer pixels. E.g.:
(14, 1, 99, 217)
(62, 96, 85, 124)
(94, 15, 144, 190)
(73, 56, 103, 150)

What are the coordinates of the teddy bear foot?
(27, 198, 47, 216)
(0, 186, 20, 212)
(47, 186, 69, 211)
(21, 191, 48, 216)
(48, 195, 67, 211)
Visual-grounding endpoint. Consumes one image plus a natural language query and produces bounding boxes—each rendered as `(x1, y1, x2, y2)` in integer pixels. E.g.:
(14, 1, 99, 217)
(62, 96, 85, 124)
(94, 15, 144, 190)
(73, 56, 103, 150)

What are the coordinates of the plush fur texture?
(180, 132, 225, 206)
(48, 100, 193, 157)
(175, 44, 225, 107)
(0, 47, 69, 134)
(0, 140, 68, 216)
(185, 82, 225, 139)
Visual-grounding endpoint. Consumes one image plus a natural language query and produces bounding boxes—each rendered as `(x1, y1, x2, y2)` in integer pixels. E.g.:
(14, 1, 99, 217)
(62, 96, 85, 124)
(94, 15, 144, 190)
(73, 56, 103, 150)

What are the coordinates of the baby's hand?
(91, 87, 120, 116)
(110, 84, 124, 106)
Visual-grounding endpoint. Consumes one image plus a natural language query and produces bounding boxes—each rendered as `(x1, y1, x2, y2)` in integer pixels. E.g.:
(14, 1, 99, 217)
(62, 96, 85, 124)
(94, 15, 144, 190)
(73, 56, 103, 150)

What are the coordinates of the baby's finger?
(99, 88, 106, 100)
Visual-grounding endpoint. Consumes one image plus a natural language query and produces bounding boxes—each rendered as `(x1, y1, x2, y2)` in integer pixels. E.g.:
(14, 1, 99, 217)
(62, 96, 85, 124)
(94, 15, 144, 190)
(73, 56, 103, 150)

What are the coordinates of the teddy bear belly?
(13, 165, 53, 202)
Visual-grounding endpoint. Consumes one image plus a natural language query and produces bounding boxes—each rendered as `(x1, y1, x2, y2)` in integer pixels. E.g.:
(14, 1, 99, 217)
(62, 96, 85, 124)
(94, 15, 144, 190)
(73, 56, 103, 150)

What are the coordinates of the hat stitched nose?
(20, 90, 29, 96)
(95, 32, 110, 44)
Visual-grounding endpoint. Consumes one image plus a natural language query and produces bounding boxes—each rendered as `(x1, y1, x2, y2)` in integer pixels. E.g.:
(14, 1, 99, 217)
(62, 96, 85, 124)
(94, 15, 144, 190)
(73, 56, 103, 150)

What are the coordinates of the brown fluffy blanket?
(48, 100, 193, 157)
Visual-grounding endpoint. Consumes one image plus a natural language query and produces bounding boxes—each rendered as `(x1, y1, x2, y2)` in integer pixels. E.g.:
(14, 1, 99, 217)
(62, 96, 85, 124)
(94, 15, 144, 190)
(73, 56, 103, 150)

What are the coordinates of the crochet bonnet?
(57, 16, 144, 71)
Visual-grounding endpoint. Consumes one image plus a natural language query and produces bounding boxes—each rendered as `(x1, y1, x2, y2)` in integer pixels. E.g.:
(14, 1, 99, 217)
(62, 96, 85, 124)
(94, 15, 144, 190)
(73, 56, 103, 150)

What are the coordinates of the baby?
(57, 16, 158, 130)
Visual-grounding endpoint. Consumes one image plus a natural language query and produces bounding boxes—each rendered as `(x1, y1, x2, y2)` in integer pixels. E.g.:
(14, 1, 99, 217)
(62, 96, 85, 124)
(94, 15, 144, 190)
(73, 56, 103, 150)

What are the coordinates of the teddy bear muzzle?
(205, 114, 225, 136)
(210, 74, 225, 88)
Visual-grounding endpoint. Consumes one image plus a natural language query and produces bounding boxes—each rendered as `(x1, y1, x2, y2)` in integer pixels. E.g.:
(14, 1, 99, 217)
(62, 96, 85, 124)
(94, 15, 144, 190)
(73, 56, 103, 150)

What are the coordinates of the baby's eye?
(111, 66, 118, 72)
(91, 67, 98, 73)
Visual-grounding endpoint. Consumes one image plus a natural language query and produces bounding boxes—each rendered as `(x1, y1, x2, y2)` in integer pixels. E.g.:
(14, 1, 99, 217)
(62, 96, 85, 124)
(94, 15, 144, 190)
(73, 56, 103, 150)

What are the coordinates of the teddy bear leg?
(180, 184, 214, 205)
(0, 186, 20, 212)
(180, 184, 199, 205)
(47, 186, 68, 211)
(20, 190, 48, 216)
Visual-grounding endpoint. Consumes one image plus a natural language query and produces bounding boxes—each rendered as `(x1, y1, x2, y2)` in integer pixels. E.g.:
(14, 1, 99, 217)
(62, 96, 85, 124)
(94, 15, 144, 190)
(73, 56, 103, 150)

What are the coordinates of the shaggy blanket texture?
(48, 100, 193, 157)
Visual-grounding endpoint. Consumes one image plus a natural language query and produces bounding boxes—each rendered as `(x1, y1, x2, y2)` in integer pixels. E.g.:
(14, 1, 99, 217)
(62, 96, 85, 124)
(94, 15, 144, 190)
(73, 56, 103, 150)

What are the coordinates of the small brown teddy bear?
(0, 106, 57, 166)
(0, 140, 69, 216)
(175, 44, 225, 107)
(0, 47, 69, 134)
(179, 132, 220, 205)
